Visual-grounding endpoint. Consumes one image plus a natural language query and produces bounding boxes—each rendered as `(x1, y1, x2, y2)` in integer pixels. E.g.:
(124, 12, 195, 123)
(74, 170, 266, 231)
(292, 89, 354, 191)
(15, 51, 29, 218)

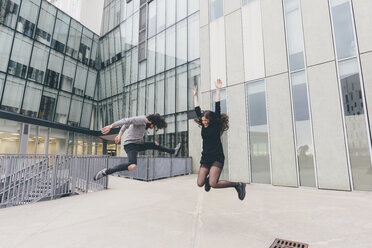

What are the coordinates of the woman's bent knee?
(128, 164, 137, 170)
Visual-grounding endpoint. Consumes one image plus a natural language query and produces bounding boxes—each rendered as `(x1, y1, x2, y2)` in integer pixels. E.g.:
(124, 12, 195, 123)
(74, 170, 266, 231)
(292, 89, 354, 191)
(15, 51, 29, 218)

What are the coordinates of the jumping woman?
(194, 79, 246, 200)
(93, 114, 181, 181)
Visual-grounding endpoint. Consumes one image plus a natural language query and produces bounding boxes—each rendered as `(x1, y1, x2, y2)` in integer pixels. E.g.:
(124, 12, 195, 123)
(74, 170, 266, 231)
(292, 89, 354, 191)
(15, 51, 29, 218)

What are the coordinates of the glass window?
(116, 61, 124, 94)
(60, 57, 76, 92)
(0, 26, 14, 73)
(211, 88, 227, 113)
(188, 12, 200, 62)
(120, 0, 127, 22)
(123, 86, 130, 117)
(55, 91, 70, 124)
(114, 28, 121, 60)
(74, 63, 88, 96)
(189, 0, 199, 15)
(177, 0, 187, 22)
(108, 1, 115, 31)
(156, 31, 165, 73)
(245, 80, 271, 184)
(146, 77, 155, 114)
(21, 81, 42, 117)
(35, 1, 56, 46)
(8, 33, 32, 79)
(165, 115, 176, 155)
(165, 69, 175, 114)
(165, 25, 175, 70)
(176, 20, 187, 66)
(188, 59, 200, 110)
(112, 96, 119, 122)
(45, 50, 63, 89)
(138, 60, 146, 80)
(139, 5, 147, 31)
(155, 73, 164, 115)
(148, 0, 156, 38)
(16, 0, 40, 38)
(166, 0, 175, 27)
(284, 0, 305, 71)
(49, 128, 68, 155)
(104, 68, 112, 98)
(339, 58, 372, 190)
(0, 75, 24, 113)
(130, 83, 137, 116)
(176, 112, 188, 157)
(291, 71, 315, 187)
(80, 28, 93, 65)
(81, 100, 93, 128)
(157, 0, 165, 32)
(66, 20, 82, 59)
(147, 37, 156, 77)
(38, 87, 57, 121)
(90, 38, 99, 68)
(28, 42, 48, 83)
(210, 0, 223, 22)
(242, 0, 255, 5)
(86, 69, 97, 99)
(131, 47, 138, 83)
(0, 119, 20, 154)
(110, 64, 118, 95)
(125, 50, 131, 85)
(125, 16, 133, 50)
(0, 73, 5, 103)
(108, 32, 115, 63)
(0, 0, 20, 29)
(52, 11, 69, 53)
(132, 11, 139, 46)
(138, 81, 146, 115)
(176, 65, 187, 112)
(330, 0, 356, 59)
(68, 95, 83, 126)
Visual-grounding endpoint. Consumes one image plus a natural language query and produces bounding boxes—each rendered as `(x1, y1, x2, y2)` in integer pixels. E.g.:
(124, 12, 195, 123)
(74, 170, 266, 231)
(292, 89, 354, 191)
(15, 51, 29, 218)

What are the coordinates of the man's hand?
(101, 125, 112, 135)
(154, 141, 159, 146)
(115, 135, 121, 144)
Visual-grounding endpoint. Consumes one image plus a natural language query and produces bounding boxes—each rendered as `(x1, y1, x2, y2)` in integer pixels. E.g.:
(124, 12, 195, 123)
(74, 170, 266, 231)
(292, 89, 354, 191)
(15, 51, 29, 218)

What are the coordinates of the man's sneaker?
(174, 143, 182, 156)
(204, 177, 211, 192)
(93, 168, 107, 181)
(235, 182, 246, 200)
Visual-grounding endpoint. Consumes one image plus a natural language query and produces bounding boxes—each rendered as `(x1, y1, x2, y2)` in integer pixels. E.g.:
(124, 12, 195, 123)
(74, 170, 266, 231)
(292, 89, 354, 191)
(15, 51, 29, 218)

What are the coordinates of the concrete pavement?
(1, 174, 372, 248)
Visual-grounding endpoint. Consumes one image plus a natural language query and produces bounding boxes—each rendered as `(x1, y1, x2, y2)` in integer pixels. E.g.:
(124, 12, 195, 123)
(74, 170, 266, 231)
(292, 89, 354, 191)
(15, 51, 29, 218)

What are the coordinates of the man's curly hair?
(147, 114, 167, 130)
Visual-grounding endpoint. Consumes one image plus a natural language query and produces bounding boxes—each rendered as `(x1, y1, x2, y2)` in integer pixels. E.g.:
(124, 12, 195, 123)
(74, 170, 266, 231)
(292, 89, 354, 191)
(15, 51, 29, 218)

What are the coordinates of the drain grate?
(269, 238, 309, 248)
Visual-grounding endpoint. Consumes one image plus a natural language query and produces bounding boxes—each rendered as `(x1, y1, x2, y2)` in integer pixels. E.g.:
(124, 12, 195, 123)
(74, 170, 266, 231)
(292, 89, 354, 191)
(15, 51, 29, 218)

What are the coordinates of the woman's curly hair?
(194, 110, 229, 135)
(147, 114, 167, 130)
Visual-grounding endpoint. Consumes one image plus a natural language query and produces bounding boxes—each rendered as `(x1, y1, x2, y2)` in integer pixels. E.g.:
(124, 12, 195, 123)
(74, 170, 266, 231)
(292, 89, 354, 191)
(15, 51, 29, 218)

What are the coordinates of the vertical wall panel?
(307, 62, 350, 190)
(209, 18, 226, 88)
(353, 0, 372, 53)
(200, 25, 210, 93)
(225, 10, 245, 86)
(266, 73, 297, 187)
(261, 0, 288, 76)
(227, 84, 249, 182)
(301, 0, 335, 66)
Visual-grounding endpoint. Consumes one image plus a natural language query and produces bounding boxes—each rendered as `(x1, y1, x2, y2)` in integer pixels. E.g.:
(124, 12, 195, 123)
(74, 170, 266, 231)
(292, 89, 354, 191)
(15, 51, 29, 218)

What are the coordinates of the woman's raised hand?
(215, 78, 223, 90)
(193, 85, 198, 96)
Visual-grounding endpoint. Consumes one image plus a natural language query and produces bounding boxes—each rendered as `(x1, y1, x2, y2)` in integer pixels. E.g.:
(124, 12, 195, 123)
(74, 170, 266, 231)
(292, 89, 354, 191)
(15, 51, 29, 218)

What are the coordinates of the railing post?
(51, 155, 58, 200)
(105, 156, 109, 189)
(85, 157, 90, 193)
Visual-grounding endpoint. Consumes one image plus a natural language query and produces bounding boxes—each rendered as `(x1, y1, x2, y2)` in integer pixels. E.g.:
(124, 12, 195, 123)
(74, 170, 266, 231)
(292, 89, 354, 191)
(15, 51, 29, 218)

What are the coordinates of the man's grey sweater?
(113, 116, 147, 146)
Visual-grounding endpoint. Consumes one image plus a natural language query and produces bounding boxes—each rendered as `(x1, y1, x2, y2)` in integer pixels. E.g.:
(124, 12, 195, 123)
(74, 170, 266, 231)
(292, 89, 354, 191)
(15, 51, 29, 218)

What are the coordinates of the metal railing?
(108, 156, 192, 181)
(0, 155, 108, 208)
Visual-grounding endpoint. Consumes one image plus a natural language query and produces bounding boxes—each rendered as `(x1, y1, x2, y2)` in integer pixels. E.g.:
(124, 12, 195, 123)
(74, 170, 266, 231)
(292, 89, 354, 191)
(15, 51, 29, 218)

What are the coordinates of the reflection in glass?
(1, 75, 24, 113)
(81, 100, 93, 128)
(137, 81, 146, 115)
(16, 0, 39, 38)
(339, 58, 372, 190)
(291, 71, 315, 187)
(176, 20, 187, 66)
(0, 26, 14, 72)
(210, 0, 223, 22)
(330, 0, 356, 60)
(38, 87, 57, 121)
(35, 1, 56, 46)
(246, 81, 271, 184)
(8, 34, 32, 79)
(48, 128, 67, 154)
(0, 73, 4, 103)
(45, 50, 63, 89)
(165, 26, 175, 70)
(68, 95, 83, 126)
(176, 65, 187, 112)
(156, 31, 165, 74)
(283, 0, 305, 71)
(130, 83, 137, 116)
(21, 82, 42, 117)
(147, 37, 156, 76)
(157, 0, 165, 32)
(165, 0, 175, 27)
(148, 0, 156, 38)
(66, 20, 82, 59)
(176, 113, 188, 157)
(188, 60, 200, 110)
(0, 0, 20, 29)
(146, 77, 155, 114)
(28, 42, 48, 83)
(177, 0, 187, 22)
(155, 73, 164, 115)
(188, 12, 200, 62)
(165, 69, 175, 114)
(60, 57, 76, 92)
(55, 91, 70, 124)
(52, 12, 69, 53)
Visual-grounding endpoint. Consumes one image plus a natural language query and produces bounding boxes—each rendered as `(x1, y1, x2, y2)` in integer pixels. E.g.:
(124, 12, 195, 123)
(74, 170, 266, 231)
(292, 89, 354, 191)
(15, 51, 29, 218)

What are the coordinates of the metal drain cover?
(269, 238, 309, 248)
